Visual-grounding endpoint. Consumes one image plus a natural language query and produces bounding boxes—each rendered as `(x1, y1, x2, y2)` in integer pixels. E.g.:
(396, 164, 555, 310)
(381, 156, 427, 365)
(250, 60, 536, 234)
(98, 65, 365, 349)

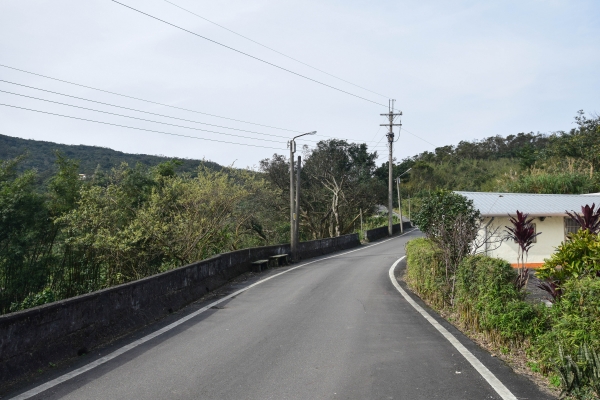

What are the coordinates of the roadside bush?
(536, 278, 600, 364)
(413, 190, 481, 303)
(405, 238, 448, 309)
(556, 343, 600, 399)
(537, 230, 600, 284)
(455, 255, 547, 347)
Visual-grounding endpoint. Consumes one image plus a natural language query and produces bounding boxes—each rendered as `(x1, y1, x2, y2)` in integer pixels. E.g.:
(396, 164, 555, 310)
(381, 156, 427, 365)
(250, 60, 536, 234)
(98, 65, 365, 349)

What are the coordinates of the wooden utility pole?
(380, 100, 402, 236)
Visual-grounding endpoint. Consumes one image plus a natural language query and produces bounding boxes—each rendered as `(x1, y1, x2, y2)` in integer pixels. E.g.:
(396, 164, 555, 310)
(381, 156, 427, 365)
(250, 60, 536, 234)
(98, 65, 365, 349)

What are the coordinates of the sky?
(0, 0, 598, 169)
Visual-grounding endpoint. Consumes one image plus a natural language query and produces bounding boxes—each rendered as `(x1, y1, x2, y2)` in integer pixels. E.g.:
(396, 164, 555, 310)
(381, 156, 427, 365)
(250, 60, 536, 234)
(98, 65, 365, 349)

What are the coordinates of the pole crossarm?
(381, 99, 402, 236)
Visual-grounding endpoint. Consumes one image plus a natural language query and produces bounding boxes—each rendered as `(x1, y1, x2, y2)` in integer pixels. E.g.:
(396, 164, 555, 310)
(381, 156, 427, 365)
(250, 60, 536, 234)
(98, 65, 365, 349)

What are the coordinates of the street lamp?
(396, 168, 412, 234)
(289, 131, 317, 261)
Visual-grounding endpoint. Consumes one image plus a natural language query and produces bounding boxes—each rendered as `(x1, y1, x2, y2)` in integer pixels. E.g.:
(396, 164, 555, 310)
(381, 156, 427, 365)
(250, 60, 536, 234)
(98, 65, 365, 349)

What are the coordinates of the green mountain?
(0, 134, 221, 179)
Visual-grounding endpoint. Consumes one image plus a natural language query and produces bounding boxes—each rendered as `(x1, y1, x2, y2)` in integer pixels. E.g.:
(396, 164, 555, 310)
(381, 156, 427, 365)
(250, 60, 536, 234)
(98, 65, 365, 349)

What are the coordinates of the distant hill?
(0, 134, 221, 179)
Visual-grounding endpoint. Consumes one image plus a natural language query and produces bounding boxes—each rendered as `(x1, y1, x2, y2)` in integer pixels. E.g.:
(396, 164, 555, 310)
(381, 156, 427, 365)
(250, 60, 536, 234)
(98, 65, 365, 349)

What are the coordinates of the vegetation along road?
(10, 230, 551, 399)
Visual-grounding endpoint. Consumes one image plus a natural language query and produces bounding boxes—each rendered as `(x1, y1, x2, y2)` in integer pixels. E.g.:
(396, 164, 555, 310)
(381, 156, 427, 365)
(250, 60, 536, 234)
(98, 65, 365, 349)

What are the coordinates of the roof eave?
(482, 213, 568, 218)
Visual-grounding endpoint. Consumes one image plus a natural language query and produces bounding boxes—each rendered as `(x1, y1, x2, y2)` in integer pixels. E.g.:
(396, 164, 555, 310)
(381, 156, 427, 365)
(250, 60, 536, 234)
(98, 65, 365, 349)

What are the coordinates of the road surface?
(10, 229, 553, 399)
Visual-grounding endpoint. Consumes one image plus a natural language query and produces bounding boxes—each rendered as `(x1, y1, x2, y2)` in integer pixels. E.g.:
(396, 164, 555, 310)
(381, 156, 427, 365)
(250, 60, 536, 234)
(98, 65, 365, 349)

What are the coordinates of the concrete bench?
(251, 259, 270, 272)
(269, 254, 289, 268)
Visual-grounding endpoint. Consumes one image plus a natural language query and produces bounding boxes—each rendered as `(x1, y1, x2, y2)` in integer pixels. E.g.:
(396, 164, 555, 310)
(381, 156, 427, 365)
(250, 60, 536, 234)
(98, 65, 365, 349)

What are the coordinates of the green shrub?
(412, 190, 481, 303)
(405, 238, 448, 308)
(537, 230, 600, 283)
(556, 343, 600, 399)
(501, 170, 598, 195)
(455, 255, 547, 346)
(9, 287, 57, 313)
(537, 277, 600, 363)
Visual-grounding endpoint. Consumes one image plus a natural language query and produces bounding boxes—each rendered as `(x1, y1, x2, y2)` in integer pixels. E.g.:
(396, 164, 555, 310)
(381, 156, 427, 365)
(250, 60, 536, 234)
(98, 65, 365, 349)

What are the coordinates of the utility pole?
(289, 140, 296, 260)
(396, 168, 411, 234)
(288, 131, 316, 261)
(360, 208, 363, 240)
(295, 155, 301, 253)
(396, 178, 403, 234)
(380, 99, 402, 236)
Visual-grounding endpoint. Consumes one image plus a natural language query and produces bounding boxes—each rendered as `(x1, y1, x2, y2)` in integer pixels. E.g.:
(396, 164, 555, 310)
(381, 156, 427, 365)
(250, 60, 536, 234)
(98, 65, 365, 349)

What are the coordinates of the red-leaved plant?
(536, 280, 562, 303)
(505, 210, 541, 291)
(566, 203, 600, 234)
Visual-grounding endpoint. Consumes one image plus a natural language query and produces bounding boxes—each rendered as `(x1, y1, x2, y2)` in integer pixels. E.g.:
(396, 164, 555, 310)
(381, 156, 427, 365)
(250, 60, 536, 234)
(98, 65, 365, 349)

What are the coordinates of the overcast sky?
(1, 0, 598, 168)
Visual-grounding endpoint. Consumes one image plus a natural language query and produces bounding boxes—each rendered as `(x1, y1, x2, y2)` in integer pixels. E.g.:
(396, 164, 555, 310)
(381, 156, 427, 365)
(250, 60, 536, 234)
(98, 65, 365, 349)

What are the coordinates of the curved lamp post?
(289, 131, 316, 261)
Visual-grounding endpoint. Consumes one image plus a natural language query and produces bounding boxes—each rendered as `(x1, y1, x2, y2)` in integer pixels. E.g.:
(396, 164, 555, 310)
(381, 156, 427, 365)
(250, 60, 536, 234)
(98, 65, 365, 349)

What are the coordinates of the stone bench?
(269, 254, 289, 267)
(250, 259, 270, 272)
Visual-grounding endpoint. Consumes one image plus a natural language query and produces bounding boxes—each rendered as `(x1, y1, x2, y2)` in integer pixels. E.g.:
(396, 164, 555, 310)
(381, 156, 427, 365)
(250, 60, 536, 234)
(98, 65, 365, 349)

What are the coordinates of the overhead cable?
(0, 64, 304, 133)
(110, 1, 390, 109)
(0, 79, 291, 138)
(0, 89, 292, 144)
(0, 103, 285, 150)
(163, 0, 389, 99)
(0, 77, 385, 145)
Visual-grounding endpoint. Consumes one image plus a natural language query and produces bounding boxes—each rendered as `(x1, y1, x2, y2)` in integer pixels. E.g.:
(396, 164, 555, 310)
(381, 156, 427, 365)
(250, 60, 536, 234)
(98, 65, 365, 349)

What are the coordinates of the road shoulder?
(392, 257, 557, 400)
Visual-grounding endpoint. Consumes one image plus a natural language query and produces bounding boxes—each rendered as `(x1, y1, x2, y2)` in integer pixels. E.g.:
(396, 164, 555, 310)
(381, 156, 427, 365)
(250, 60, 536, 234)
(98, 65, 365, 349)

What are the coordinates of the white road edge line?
(388, 257, 518, 400)
(11, 229, 417, 400)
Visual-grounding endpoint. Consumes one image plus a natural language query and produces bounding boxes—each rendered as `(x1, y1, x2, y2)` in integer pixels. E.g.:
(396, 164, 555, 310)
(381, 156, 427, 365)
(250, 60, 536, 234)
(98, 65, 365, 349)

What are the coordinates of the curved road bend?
(12, 229, 553, 399)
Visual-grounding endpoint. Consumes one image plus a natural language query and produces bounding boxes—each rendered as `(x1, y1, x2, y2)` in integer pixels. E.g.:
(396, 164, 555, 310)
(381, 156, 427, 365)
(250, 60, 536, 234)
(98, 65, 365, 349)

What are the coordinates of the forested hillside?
(0, 137, 384, 314)
(1, 110, 598, 314)
(377, 110, 600, 215)
(0, 134, 221, 180)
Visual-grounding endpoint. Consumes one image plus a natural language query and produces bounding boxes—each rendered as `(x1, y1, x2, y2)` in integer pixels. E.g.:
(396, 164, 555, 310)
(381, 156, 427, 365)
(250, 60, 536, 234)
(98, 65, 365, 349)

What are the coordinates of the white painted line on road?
(388, 257, 518, 400)
(11, 229, 417, 400)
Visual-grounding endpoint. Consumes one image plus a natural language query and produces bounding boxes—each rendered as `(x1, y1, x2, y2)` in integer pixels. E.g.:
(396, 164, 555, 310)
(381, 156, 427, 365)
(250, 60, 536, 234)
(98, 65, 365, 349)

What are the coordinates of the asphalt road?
(11, 230, 553, 399)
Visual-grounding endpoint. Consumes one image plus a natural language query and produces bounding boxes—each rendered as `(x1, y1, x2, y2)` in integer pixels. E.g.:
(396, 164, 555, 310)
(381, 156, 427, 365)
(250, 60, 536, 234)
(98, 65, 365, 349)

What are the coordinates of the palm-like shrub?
(505, 210, 541, 290)
(566, 203, 600, 234)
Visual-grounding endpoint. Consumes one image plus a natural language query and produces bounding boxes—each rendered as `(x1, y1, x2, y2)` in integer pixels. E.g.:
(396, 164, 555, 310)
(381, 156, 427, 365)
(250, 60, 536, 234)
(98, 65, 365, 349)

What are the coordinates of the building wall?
(478, 216, 565, 266)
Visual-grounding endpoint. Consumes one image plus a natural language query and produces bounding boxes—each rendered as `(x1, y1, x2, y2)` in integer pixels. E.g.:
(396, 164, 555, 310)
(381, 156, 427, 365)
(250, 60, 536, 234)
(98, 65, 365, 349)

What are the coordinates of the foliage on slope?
(0, 133, 221, 180)
(0, 156, 281, 314)
(377, 111, 600, 217)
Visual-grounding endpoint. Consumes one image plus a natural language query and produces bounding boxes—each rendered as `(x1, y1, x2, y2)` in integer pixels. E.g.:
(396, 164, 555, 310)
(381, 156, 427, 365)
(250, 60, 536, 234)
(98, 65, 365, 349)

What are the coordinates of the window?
(510, 223, 537, 243)
(565, 217, 580, 237)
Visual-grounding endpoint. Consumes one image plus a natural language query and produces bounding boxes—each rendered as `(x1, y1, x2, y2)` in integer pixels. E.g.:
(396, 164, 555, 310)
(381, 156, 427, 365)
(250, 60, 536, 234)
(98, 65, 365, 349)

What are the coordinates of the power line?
(402, 127, 439, 149)
(110, 1, 390, 109)
(0, 89, 291, 144)
(163, 0, 389, 99)
(0, 79, 291, 138)
(0, 64, 394, 146)
(0, 64, 304, 133)
(0, 78, 386, 145)
(0, 103, 285, 150)
(0, 81, 298, 140)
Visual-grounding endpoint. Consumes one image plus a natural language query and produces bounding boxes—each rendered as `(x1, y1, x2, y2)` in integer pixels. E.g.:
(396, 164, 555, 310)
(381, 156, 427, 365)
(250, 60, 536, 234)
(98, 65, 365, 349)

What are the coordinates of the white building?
(456, 191, 600, 268)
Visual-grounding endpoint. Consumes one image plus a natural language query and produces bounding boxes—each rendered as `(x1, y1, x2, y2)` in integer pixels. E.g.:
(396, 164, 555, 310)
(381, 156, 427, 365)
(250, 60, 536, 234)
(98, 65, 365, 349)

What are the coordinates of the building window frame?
(564, 216, 580, 238)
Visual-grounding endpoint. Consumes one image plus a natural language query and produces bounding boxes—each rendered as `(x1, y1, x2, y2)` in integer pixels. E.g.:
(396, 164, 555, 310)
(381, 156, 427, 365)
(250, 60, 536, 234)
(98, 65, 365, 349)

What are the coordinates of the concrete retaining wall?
(365, 221, 412, 242)
(0, 234, 359, 385)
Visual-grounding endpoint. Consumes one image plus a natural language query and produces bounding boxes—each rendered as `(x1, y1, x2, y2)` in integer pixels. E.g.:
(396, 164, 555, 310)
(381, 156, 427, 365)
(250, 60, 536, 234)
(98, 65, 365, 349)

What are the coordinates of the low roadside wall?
(365, 221, 412, 242)
(0, 234, 359, 385)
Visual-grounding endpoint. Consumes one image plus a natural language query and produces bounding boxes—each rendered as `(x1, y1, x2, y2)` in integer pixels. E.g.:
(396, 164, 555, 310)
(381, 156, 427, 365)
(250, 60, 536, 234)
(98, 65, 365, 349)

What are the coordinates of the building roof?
(455, 191, 600, 217)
